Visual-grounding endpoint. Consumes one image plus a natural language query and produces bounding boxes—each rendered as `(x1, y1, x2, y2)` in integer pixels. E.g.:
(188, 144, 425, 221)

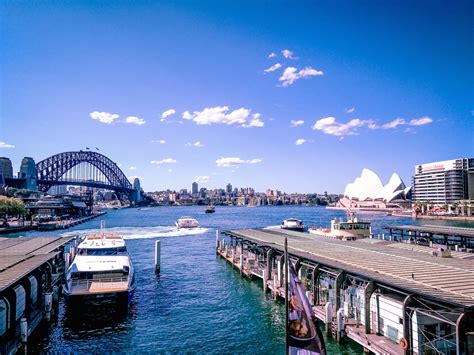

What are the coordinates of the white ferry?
(175, 216, 199, 229)
(308, 213, 371, 241)
(64, 232, 136, 303)
(281, 218, 305, 232)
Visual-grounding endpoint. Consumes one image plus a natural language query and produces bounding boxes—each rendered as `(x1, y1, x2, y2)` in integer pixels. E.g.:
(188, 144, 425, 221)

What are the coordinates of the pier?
(384, 225, 474, 250)
(0, 236, 74, 354)
(217, 228, 474, 355)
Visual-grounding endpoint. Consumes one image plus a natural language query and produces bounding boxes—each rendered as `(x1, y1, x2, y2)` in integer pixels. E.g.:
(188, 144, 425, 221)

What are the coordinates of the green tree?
(0, 196, 28, 226)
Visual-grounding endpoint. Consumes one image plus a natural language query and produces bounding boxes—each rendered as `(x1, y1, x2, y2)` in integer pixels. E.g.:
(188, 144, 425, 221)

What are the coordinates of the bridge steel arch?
(36, 151, 134, 198)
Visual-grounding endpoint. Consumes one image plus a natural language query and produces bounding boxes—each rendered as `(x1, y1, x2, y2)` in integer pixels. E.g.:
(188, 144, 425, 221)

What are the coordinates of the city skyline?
(1, 1, 473, 193)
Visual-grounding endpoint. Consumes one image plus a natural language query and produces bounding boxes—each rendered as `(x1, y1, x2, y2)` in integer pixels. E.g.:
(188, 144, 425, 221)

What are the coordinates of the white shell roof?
(344, 169, 409, 202)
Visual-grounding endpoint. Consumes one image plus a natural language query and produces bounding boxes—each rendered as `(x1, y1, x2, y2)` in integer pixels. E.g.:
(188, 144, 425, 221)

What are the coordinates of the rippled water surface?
(17, 206, 470, 353)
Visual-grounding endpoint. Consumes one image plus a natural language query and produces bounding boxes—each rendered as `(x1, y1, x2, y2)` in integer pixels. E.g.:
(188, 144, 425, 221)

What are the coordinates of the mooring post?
(262, 270, 268, 291)
(336, 308, 345, 342)
(155, 240, 161, 274)
(239, 254, 244, 275)
(325, 301, 333, 335)
(273, 275, 278, 299)
(215, 230, 219, 252)
(44, 292, 53, 321)
(20, 317, 28, 343)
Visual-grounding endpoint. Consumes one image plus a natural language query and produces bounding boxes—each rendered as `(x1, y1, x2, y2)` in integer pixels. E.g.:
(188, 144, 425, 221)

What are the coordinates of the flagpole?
(285, 237, 289, 355)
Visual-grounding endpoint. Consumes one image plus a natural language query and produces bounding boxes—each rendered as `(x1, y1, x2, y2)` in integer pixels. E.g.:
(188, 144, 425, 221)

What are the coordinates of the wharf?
(0, 236, 73, 354)
(0, 212, 106, 234)
(218, 227, 474, 355)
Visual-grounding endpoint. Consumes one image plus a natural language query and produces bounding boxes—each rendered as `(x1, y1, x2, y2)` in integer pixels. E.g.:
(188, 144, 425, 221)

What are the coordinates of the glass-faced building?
(412, 158, 474, 204)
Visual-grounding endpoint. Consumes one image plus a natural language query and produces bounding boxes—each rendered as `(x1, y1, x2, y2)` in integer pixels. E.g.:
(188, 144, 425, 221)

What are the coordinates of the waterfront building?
(0, 157, 13, 182)
(133, 178, 142, 203)
(192, 181, 198, 196)
(338, 168, 411, 210)
(412, 158, 474, 204)
(226, 183, 232, 195)
(18, 157, 37, 191)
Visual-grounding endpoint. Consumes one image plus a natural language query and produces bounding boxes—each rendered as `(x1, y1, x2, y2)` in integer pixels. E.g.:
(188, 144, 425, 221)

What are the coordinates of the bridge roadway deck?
(0, 236, 73, 292)
(225, 228, 474, 310)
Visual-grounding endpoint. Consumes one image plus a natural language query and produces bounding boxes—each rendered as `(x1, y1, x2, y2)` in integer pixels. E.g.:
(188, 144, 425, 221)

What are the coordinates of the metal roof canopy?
(224, 228, 474, 310)
(0, 236, 73, 292)
(384, 225, 474, 238)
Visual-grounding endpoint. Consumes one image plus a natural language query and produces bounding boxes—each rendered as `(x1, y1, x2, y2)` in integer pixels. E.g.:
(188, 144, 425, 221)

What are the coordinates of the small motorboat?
(281, 218, 305, 232)
(205, 205, 215, 214)
(175, 216, 200, 229)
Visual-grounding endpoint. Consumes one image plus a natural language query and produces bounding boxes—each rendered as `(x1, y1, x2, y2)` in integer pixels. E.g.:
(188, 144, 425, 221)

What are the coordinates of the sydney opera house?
(337, 168, 411, 210)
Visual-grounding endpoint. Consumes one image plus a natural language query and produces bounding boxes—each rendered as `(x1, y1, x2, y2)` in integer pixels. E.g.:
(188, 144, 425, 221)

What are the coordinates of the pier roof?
(225, 228, 474, 310)
(0, 236, 72, 292)
(384, 225, 474, 238)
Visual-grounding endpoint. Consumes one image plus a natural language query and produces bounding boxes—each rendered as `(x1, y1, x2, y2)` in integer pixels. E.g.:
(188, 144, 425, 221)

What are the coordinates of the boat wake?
(61, 226, 209, 240)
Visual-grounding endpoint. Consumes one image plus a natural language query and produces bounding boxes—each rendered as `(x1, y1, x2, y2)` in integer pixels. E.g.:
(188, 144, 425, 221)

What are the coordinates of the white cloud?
(345, 107, 355, 114)
(160, 109, 176, 121)
(312, 117, 373, 136)
(150, 158, 177, 164)
(295, 138, 306, 145)
(279, 66, 323, 87)
(268, 52, 277, 58)
(151, 140, 166, 144)
(0, 142, 15, 148)
(282, 49, 295, 59)
(194, 175, 210, 183)
(264, 63, 282, 73)
(290, 119, 304, 127)
(167, 169, 173, 173)
(182, 106, 264, 128)
(129, 166, 137, 170)
(409, 116, 433, 126)
(186, 141, 204, 147)
(125, 116, 146, 125)
(90, 111, 119, 124)
(216, 157, 262, 168)
(128, 175, 141, 180)
(382, 118, 406, 129)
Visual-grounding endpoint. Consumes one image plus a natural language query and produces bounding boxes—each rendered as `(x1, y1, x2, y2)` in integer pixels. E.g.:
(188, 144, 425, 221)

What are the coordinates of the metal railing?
(71, 276, 129, 292)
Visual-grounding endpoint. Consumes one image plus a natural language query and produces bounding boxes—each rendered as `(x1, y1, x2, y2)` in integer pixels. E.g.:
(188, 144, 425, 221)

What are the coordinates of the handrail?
(71, 276, 129, 289)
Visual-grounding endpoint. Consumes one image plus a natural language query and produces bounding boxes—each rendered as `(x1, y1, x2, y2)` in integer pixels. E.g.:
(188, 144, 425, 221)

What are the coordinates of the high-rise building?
(0, 157, 13, 185)
(226, 183, 232, 195)
(192, 182, 198, 195)
(133, 178, 142, 202)
(412, 158, 474, 204)
(18, 157, 37, 191)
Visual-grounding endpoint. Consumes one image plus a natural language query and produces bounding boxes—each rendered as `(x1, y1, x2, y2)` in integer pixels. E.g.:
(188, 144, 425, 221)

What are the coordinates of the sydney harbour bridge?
(1, 150, 141, 202)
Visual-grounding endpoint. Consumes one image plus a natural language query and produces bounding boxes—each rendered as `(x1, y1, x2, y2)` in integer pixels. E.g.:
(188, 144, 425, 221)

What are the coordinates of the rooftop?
(385, 225, 474, 238)
(224, 228, 474, 310)
(0, 236, 72, 292)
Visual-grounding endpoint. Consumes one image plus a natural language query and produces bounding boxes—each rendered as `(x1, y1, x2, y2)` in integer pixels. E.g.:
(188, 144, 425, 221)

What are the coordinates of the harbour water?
(11, 206, 470, 353)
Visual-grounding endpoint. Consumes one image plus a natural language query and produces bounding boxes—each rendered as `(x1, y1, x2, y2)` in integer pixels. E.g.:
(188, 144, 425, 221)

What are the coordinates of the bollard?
(20, 317, 28, 343)
(64, 253, 71, 271)
(155, 240, 161, 274)
(455, 245, 459, 252)
(262, 270, 268, 291)
(336, 308, 345, 342)
(277, 259, 282, 285)
(273, 275, 278, 299)
(44, 292, 53, 321)
(215, 231, 219, 251)
(325, 302, 333, 335)
(53, 285, 59, 303)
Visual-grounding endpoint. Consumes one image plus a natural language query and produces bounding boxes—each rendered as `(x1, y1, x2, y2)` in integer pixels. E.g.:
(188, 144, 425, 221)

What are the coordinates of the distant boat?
(281, 218, 305, 232)
(308, 212, 371, 241)
(205, 205, 215, 214)
(175, 216, 199, 229)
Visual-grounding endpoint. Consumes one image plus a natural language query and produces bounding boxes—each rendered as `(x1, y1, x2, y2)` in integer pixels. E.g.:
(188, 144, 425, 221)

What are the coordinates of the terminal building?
(412, 158, 474, 205)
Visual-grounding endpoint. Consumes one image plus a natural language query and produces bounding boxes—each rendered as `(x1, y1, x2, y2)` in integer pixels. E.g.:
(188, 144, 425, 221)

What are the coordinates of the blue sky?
(1, 0, 473, 193)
